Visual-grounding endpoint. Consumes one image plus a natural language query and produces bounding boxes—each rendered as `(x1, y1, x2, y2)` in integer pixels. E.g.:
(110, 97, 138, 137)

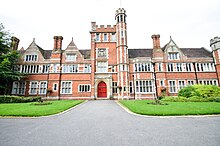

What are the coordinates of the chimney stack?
(53, 36, 63, 52)
(11, 36, 20, 50)
(151, 34, 160, 49)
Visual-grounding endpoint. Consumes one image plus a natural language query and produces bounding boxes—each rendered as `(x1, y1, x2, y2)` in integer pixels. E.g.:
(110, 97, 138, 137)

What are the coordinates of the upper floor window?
(196, 63, 215, 72)
(186, 63, 192, 72)
(97, 61, 108, 72)
(176, 63, 182, 72)
(168, 52, 179, 60)
(134, 63, 152, 72)
(97, 48, 107, 58)
(103, 34, 108, 41)
(111, 33, 116, 41)
(158, 63, 163, 72)
(167, 63, 174, 72)
(25, 55, 37, 62)
(84, 64, 91, 73)
(66, 54, 77, 61)
(62, 64, 78, 73)
(96, 33, 100, 41)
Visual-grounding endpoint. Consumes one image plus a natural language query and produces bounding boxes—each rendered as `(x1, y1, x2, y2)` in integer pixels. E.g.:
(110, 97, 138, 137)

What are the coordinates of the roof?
(180, 48, 212, 58)
(128, 49, 153, 58)
(79, 50, 91, 59)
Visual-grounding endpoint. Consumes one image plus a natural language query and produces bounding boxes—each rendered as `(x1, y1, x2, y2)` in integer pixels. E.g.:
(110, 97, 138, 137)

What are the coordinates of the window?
(12, 81, 25, 95)
(134, 63, 152, 72)
(187, 80, 194, 86)
(112, 82, 118, 93)
(168, 52, 179, 60)
(160, 80, 164, 86)
(178, 81, 185, 90)
(30, 81, 38, 94)
(84, 64, 91, 73)
(62, 65, 78, 73)
(66, 54, 77, 61)
(196, 63, 215, 72)
(103, 34, 108, 41)
(176, 63, 182, 72)
(97, 48, 107, 58)
(129, 82, 133, 93)
(78, 85, 91, 92)
(169, 81, 176, 93)
(42, 64, 49, 73)
(97, 61, 108, 72)
(39, 81, 47, 94)
(21, 65, 39, 73)
(61, 81, 72, 94)
(198, 80, 218, 86)
(136, 80, 154, 93)
(158, 63, 163, 72)
(53, 83, 58, 91)
(167, 63, 174, 72)
(25, 55, 37, 62)
(111, 33, 116, 41)
(53, 64, 59, 73)
(186, 63, 192, 72)
(96, 33, 100, 41)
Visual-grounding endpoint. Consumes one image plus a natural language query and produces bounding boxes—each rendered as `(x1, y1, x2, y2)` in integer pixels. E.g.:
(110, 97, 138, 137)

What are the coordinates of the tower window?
(96, 33, 100, 41)
(117, 16, 119, 23)
(104, 34, 108, 41)
(120, 15, 123, 22)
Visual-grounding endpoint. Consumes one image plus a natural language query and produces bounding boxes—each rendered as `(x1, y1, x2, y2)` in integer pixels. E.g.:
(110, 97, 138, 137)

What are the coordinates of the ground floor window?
(30, 81, 38, 94)
(129, 81, 133, 93)
(112, 82, 118, 93)
(12, 81, 26, 95)
(78, 85, 91, 92)
(39, 81, 47, 94)
(199, 80, 218, 86)
(168, 80, 176, 93)
(178, 80, 185, 90)
(61, 81, 72, 94)
(136, 80, 153, 93)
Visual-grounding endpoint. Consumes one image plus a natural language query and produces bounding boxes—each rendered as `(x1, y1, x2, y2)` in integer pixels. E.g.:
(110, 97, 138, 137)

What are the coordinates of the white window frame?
(167, 63, 174, 72)
(97, 61, 108, 73)
(178, 80, 185, 91)
(103, 33, 108, 42)
(135, 80, 154, 93)
(168, 80, 177, 93)
(187, 80, 194, 86)
(78, 84, 91, 92)
(61, 81, 72, 94)
(66, 54, 77, 61)
(39, 81, 47, 95)
(168, 52, 179, 60)
(29, 81, 38, 95)
(112, 82, 118, 94)
(84, 64, 91, 73)
(25, 54, 38, 62)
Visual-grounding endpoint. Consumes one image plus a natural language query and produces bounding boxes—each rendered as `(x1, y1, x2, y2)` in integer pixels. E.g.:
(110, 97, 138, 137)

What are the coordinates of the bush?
(178, 85, 220, 98)
(0, 95, 41, 103)
(161, 96, 188, 102)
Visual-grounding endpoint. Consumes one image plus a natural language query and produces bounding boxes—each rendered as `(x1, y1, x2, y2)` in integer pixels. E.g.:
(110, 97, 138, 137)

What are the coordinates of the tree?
(0, 23, 24, 94)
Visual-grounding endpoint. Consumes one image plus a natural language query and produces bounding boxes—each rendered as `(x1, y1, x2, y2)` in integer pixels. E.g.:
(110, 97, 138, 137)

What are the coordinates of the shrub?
(0, 95, 41, 103)
(178, 85, 220, 98)
(161, 96, 188, 102)
(214, 97, 220, 102)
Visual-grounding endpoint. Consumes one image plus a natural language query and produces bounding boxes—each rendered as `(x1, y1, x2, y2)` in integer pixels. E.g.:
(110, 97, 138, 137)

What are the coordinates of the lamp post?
(152, 62, 159, 103)
(132, 75, 135, 100)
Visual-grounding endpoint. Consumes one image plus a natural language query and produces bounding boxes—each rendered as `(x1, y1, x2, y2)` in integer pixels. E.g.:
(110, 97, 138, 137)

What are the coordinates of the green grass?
(119, 100, 220, 116)
(0, 100, 84, 117)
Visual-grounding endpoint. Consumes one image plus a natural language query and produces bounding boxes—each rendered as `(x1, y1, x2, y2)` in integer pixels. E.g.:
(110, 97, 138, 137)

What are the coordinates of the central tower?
(115, 8, 129, 98)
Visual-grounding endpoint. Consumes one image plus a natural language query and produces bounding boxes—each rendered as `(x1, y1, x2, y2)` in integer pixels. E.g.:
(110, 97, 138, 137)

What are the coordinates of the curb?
(115, 101, 220, 118)
(0, 100, 88, 119)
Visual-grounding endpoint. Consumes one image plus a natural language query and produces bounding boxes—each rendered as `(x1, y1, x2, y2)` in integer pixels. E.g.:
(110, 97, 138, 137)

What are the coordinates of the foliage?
(0, 100, 84, 117)
(0, 95, 41, 103)
(0, 23, 24, 94)
(119, 100, 220, 116)
(178, 85, 220, 98)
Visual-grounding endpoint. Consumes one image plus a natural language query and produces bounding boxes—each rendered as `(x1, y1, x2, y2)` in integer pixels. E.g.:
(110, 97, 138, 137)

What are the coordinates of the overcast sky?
(1, 0, 220, 51)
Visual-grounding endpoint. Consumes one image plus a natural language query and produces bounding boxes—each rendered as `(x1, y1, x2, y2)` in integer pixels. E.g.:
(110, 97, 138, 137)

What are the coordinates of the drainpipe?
(152, 62, 159, 101)
(192, 62, 198, 84)
(58, 52, 63, 100)
(46, 64, 50, 98)
(132, 74, 135, 100)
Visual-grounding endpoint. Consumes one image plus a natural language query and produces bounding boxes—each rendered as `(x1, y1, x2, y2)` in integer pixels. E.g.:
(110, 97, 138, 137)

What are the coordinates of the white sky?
(1, 0, 220, 51)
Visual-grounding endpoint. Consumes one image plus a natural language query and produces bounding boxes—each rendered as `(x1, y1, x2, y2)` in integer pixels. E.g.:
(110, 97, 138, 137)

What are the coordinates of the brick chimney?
(11, 36, 20, 50)
(53, 36, 63, 52)
(151, 34, 160, 49)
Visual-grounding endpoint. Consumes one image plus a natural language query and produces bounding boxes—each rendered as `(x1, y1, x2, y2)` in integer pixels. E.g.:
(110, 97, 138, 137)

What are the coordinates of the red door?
(98, 82, 107, 98)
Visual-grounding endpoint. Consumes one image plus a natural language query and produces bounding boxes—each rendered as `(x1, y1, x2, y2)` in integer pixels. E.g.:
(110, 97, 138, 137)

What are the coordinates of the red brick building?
(11, 8, 220, 99)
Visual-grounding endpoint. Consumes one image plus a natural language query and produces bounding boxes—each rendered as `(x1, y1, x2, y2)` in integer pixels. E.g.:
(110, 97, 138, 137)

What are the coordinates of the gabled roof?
(180, 48, 212, 58)
(66, 38, 78, 50)
(128, 49, 153, 58)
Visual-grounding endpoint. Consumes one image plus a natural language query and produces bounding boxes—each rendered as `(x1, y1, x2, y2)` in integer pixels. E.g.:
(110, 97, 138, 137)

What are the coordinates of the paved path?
(0, 100, 220, 146)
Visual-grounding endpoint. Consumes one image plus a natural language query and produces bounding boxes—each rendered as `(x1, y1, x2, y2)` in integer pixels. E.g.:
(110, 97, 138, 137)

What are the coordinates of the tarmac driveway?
(0, 100, 220, 146)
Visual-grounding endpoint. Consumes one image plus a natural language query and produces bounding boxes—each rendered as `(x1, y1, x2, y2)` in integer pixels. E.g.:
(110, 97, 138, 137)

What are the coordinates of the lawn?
(119, 100, 220, 116)
(0, 100, 84, 117)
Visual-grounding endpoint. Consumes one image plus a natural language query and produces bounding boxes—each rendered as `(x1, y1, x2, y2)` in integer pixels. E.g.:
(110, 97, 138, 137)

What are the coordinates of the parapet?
(210, 36, 220, 50)
(91, 22, 116, 32)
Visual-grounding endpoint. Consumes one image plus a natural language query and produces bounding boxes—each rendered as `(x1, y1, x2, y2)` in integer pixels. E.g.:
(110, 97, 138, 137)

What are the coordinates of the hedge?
(161, 96, 220, 102)
(0, 95, 41, 103)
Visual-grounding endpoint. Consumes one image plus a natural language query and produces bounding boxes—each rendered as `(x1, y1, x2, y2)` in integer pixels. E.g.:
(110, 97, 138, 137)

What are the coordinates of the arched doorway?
(97, 81, 107, 98)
